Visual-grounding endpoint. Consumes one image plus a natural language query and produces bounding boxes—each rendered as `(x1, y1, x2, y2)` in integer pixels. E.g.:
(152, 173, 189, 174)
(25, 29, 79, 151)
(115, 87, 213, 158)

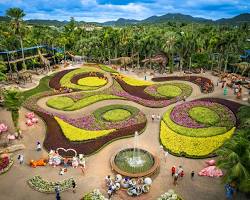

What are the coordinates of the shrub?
(47, 97, 74, 110)
(160, 121, 235, 157)
(157, 85, 182, 98)
(102, 109, 131, 122)
(55, 117, 115, 141)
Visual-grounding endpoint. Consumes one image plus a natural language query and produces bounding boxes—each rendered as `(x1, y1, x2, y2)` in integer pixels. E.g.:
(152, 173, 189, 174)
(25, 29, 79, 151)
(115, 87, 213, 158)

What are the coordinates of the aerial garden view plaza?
(0, 1, 250, 200)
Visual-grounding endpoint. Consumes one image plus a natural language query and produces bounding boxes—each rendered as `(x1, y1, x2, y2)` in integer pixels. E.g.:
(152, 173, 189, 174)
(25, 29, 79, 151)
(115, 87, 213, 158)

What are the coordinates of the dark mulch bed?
(152, 76, 214, 93)
(198, 98, 244, 126)
(38, 111, 146, 156)
(49, 69, 77, 90)
(71, 72, 105, 85)
(115, 78, 167, 101)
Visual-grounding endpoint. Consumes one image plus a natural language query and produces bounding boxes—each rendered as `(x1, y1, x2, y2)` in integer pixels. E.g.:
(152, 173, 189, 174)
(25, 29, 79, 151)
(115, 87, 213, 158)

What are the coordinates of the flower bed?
(99, 65, 118, 74)
(0, 157, 13, 175)
(152, 76, 214, 93)
(59, 68, 104, 91)
(55, 116, 116, 141)
(119, 75, 153, 86)
(82, 189, 108, 200)
(170, 101, 236, 129)
(189, 107, 219, 125)
(144, 83, 192, 99)
(157, 189, 183, 200)
(77, 77, 107, 87)
(160, 121, 235, 158)
(27, 176, 74, 193)
(46, 94, 123, 111)
(102, 109, 131, 122)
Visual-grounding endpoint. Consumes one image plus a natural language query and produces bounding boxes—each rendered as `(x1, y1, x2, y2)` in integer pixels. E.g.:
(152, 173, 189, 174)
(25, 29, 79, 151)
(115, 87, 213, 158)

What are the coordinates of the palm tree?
(3, 89, 23, 130)
(216, 129, 250, 193)
(5, 8, 26, 69)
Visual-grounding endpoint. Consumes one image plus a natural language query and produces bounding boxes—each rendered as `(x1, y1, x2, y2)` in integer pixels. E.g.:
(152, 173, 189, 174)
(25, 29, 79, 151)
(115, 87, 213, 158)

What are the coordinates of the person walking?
(72, 179, 76, 193)
(164, 151, 169, 162)
(151, 114, 155, 122)
(55, 184, 60, 200)
(173, 173, 178, 186)
(191, 171, 195, 179)
(36, 141, 41, 151)
(171, 165, 176, 176)
(18, 154, 24, 164)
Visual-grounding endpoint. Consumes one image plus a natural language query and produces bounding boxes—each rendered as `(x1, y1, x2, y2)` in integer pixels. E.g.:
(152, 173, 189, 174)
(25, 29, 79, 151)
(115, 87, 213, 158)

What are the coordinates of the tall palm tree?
(5, 8, 26, 69)
(3, 89, 23, 130)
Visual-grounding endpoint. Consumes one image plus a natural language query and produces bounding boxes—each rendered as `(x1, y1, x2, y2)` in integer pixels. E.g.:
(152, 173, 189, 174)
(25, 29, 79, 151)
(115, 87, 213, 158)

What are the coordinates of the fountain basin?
(111, 148, 160, 178)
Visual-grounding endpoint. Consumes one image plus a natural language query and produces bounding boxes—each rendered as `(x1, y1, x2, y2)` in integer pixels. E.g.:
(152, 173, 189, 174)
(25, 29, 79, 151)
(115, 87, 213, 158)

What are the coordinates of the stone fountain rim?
(110, 147, 160, 178)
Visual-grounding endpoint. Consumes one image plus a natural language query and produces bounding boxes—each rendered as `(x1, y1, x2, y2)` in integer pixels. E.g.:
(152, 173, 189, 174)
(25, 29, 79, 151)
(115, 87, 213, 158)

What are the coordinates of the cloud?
(0, 0, 249, 22)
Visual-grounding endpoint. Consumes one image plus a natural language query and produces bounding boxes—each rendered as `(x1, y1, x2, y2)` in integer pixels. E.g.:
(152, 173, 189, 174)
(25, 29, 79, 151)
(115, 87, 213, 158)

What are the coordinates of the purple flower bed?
(170, 100, 236, 128)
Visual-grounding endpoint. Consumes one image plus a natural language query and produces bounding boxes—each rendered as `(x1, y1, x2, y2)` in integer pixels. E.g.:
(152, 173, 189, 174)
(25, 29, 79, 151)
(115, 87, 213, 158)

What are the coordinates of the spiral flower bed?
(160, 100, 237, 158)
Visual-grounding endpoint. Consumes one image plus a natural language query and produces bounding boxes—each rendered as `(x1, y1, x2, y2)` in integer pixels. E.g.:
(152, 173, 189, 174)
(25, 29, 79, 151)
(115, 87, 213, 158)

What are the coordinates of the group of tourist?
(171, 165, 195, 186)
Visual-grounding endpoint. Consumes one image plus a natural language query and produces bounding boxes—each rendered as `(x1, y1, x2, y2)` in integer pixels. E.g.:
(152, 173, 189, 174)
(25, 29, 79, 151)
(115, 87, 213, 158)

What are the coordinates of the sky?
(0, 0, 249, 22)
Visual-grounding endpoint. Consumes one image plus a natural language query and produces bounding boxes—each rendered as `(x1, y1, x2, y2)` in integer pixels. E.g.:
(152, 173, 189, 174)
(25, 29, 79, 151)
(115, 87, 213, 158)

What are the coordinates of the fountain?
(110, 131, 160, 177)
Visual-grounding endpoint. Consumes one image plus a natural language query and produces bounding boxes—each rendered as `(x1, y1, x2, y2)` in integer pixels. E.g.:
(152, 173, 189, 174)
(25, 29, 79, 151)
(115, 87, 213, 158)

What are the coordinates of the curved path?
(0, 69, 248, 200)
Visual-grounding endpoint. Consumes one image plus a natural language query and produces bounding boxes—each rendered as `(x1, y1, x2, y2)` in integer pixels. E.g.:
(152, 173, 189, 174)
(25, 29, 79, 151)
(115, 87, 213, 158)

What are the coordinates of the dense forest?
(0, 8, 250, 74)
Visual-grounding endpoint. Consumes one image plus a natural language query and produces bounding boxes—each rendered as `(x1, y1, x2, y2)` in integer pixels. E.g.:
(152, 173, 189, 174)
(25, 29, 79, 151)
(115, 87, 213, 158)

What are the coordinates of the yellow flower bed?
(121, 75, 153, 86)
(77, 77, 107, 87)
(160, 121, 235, 157)
(55, 117, 116, 141)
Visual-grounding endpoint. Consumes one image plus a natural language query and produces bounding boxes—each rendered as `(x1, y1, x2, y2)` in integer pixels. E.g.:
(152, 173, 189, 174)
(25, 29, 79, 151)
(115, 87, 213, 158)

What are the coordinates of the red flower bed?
(152, 76, 214, 93)
(49, 69, 77, 90)
(38, 111, 146, 156)
(115, 78, 167, 101)
(0, 157, 9, 172)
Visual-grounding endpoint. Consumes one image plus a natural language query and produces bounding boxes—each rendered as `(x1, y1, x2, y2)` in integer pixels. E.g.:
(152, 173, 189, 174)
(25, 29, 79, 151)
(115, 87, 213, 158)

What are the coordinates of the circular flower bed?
(27, 176, 74, 193)
(77, 77, 107, 87)
(160, 100, 237, 158)
(144, 83, 192, 99)
(157, 85, 182, 98)
(102, 109, 131, 122)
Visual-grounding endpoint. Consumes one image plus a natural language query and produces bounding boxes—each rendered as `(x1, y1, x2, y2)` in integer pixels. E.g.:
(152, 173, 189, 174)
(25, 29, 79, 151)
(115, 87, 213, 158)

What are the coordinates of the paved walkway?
(0, 67, 249, 200)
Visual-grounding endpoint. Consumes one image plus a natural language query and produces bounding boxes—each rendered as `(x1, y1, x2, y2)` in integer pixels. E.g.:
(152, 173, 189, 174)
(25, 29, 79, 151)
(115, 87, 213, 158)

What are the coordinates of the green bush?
(157, 85, 182, 98)
(93, 104, 139, 122)
(46, 96, 74, 110)
(102, 109, 131, 122)
(189, 106, 220, 125)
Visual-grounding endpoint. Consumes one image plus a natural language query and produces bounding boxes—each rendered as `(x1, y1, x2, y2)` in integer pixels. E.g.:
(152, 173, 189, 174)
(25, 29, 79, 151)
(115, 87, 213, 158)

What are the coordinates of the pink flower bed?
(0, 123, 8, 133)
(170, 100, 236, 128)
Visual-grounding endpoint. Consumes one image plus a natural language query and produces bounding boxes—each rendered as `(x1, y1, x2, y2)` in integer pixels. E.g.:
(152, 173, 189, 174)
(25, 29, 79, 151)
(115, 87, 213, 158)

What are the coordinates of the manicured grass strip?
(60, 68, 102, 90)
(65, 95, 124, 111)
(163, 108, 227, 137)
(55, 116, 116, 141)
(121, 75, 153, 86)
(157, 85, 182, 98)
(99, 65, 118, 73)
(47, 96, 74, 110)
(21, 75, 53, 102)
(102, 109, 131, 122)
(77, 77, 107, 87)
(160, 121, 235, 157)
(189, 106, 220, 126)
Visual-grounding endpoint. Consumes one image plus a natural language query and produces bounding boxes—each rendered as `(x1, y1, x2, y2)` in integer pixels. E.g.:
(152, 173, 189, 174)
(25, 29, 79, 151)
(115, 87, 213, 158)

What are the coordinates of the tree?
(0, 61, 7, 81)
(6, 8, 26, 69)
(3, 89, 23, 130)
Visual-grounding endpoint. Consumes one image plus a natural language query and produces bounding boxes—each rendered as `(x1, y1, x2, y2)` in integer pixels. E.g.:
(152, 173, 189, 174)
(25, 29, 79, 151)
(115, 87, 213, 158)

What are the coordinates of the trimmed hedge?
(157, 85, 182, 98)
(102, 109, 131, 122)
(47, 96, 74, 110)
